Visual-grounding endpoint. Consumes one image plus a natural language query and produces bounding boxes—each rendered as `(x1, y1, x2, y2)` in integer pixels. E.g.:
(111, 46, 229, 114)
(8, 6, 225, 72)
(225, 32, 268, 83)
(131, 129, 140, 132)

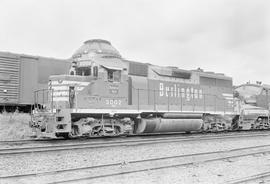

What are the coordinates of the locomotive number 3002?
(105, 99, 122, 106)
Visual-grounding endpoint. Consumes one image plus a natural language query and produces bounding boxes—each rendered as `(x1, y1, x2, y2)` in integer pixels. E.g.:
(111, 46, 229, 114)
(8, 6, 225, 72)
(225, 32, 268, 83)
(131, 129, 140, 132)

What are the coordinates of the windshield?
(235, 85, 262, 98)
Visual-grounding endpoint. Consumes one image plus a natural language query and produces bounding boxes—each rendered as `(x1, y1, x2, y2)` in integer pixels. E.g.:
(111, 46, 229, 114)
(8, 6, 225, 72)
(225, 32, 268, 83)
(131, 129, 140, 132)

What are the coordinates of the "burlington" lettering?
(159, 83, 203, 101)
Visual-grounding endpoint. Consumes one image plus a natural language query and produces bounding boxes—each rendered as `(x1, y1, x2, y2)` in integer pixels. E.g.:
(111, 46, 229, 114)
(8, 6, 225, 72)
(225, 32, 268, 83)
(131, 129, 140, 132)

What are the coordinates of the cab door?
(69, 86, 75, 108)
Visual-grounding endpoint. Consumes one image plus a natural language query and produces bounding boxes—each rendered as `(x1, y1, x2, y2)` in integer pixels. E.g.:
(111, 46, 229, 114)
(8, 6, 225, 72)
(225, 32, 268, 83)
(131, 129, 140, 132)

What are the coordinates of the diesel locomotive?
(29, 39, 270, 138)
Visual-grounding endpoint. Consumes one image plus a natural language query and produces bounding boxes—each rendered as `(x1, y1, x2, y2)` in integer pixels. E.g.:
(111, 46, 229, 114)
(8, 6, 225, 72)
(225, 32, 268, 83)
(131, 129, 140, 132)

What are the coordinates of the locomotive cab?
(49, 39, 129, 110)
(62, 60, 129, 109)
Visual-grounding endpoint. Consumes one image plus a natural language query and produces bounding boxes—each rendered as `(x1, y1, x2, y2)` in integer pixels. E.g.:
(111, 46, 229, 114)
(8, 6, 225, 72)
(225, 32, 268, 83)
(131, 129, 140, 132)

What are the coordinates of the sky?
(0, 0, 269, 85)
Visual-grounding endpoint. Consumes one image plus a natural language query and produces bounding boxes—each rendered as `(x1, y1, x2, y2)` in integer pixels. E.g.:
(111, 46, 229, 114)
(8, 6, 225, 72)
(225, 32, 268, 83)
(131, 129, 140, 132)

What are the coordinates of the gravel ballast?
(1, 134, 270, 184)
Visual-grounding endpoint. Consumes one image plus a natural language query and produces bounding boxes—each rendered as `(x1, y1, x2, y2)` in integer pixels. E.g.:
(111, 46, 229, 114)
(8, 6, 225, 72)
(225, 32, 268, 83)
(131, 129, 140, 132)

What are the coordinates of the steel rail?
(0, 137, 63, 143)
(0, 129, 267, 144)
(1, 132, 270, 155)
(225, 172, 270, 184)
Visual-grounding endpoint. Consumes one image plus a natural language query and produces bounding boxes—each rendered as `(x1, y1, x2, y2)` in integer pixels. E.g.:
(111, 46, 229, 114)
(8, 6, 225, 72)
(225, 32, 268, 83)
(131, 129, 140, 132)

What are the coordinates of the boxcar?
(0, 51, 70, 111)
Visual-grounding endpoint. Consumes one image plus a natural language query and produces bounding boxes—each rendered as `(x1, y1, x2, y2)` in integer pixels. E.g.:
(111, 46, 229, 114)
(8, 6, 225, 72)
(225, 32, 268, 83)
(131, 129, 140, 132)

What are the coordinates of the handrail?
(133, 87, 237, 114)
(32, 86, 238, 115)
(33, 88, 54, 113)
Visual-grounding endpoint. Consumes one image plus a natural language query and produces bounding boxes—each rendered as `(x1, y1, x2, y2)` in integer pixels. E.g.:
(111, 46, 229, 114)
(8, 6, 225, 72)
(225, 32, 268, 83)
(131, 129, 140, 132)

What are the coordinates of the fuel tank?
(135, 118, 203, 134)
(162, 113, 202, 119)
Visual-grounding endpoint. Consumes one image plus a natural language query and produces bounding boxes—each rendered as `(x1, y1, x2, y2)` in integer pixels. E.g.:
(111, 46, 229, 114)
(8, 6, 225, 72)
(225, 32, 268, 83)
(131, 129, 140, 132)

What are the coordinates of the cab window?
(76, 67, 91, 76)
(107, 70, 121, 82)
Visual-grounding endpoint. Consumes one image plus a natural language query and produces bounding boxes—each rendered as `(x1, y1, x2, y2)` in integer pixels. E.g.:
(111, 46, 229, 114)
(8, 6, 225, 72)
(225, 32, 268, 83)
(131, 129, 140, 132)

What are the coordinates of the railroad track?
(0, 137, 64, 145)
(0, 129, 268, 145)
(225, 171, 270, 184)
(1, 131, 270, 155)
(2, 143, 270, 184)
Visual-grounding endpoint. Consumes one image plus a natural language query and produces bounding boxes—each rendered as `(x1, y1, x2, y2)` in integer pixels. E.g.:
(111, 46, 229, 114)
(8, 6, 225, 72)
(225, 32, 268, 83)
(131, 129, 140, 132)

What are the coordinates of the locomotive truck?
(30, 39, 270, 138)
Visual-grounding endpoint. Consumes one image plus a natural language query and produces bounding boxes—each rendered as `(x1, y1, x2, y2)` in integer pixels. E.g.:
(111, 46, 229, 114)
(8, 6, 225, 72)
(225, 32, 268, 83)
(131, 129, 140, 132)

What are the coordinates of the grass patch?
(0, 112, 32, 141)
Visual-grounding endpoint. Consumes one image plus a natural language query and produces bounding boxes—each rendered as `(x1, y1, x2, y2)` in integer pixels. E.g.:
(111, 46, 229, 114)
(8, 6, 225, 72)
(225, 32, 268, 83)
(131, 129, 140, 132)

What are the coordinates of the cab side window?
(93, 66, 98, 77)
(107, 70, 121, 82)
(113, 70, 121, 82)
(108, 70, 114, 81)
